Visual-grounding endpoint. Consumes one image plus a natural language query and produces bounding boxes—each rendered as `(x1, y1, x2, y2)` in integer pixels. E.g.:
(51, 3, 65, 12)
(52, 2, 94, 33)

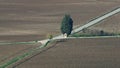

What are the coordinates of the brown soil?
(0, 0, 120, 68)
(12, 38, 120, 68)
(0, 0, 120, 40)
(0, 43, 40, 65)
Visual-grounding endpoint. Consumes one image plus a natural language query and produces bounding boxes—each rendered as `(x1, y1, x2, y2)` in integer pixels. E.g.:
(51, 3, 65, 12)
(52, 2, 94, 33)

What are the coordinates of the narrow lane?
(40, 7, 120, 44)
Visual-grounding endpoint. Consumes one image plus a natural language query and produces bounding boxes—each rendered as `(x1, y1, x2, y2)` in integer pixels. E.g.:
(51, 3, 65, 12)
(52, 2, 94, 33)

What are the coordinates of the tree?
(61, 14, 73, 37)
(100, 30, 104, 36)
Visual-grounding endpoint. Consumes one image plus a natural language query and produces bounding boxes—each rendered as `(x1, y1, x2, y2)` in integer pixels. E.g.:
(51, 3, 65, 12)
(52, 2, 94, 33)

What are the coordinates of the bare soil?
(0, 0, 120, 68)
(12, 38, 120, 68)
(0, 43, 40, 65)
(0, 0, 120, 41)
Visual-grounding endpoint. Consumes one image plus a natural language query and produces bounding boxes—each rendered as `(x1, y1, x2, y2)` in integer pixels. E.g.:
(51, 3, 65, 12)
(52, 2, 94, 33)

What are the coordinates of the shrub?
(46, 34, 53, 39)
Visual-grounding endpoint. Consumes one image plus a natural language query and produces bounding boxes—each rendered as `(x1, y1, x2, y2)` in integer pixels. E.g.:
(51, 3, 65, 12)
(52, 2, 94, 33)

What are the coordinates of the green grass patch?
(0, 41, 38, 45)
(70, 32, 119, 37)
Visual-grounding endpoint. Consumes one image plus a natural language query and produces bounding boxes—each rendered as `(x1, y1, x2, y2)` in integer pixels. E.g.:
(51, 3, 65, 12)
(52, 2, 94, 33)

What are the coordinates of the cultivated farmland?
(0, 0, 120, 38)
(0, 0, 120, 68)
(12, 38, 120, 68)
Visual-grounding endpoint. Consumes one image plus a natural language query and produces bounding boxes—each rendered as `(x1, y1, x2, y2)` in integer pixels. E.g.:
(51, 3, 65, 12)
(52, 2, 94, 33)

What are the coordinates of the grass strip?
(70, 33, 120, 38)
(0, 41, 38, 45)
(0, 40, 50, 68)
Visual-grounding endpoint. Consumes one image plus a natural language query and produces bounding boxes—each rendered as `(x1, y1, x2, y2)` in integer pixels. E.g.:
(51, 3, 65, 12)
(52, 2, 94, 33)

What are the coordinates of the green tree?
(61, 14, 73, 37)
(100, 30, 104, 36)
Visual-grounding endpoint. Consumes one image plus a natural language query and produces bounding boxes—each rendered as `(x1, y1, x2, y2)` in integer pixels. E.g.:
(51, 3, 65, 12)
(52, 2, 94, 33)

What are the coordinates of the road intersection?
(39, 7, 120, 44)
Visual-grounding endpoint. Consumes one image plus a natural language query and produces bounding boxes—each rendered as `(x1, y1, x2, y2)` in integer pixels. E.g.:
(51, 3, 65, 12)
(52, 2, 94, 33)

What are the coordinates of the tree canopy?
(61, 14, 73, 37)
